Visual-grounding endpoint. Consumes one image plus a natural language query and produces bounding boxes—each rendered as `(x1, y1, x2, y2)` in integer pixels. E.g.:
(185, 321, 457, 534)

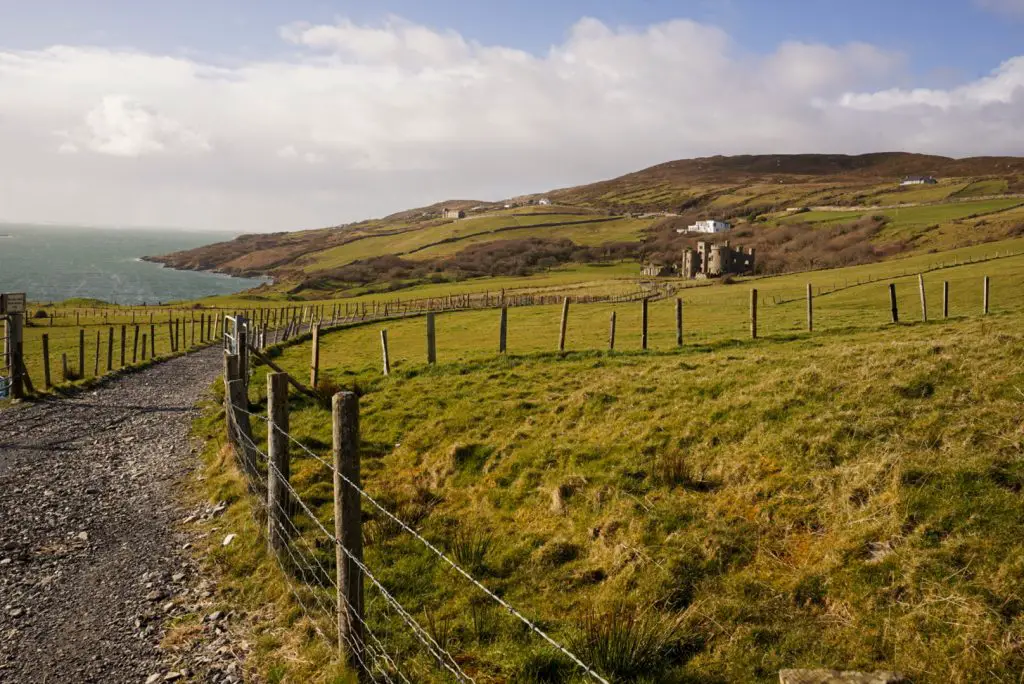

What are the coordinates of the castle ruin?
(681, 240, 755, 279)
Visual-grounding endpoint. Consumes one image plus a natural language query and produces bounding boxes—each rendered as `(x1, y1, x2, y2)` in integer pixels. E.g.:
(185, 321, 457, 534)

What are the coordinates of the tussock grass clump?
(447, 526, 492, 572)
(571, 604, 682, 680)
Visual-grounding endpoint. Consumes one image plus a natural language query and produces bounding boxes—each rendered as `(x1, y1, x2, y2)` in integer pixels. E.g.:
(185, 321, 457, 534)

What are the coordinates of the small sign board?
(0, 293, 26, 315)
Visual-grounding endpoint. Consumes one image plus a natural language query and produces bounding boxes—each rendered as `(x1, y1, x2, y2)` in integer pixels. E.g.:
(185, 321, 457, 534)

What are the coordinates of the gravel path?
(0, 348, 237, 683)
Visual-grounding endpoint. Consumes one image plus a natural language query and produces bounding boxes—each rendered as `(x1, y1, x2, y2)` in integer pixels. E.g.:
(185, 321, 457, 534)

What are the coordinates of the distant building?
(680, 219, 730, 234)
(641, 263, 676, 277)
(900, 176, 938, 186)
(681, 240, 755, 279)
(442, 208, 466, 219)
(537, 198, 552, 206)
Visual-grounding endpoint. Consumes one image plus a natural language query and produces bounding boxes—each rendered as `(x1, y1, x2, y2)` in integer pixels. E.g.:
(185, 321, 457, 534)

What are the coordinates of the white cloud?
(0, 16, 1022, 231)
(58, 95, 211, 157)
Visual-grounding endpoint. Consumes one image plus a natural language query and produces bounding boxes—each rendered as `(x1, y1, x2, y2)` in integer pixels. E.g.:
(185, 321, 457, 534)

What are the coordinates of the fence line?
(222, 356, 612, 683)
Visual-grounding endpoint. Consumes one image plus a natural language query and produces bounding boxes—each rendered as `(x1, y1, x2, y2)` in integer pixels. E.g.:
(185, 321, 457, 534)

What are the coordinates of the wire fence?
(222, 363, 612, 683)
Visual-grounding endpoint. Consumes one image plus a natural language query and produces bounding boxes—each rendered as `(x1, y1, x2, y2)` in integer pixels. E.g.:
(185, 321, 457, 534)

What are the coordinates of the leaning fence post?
(558, 298, 569, 352)
(918, 274, 927, 322)
(120, 325, 126, 367)
(750, 289, 758, 339)
(889, 283, 899, 323)
(150, 324, 155, 359)
(267, 372, 291, 555)
(380, 329, 390, 376)
(141, 333, 148, 361)
(806, 283, 813, 332)
(107, 327, 114, 372)
(943, 281, 949, 318)
(132, 325, 140, 363)
(675, 298, 683, 347)
(609, 311, 617, 351)
(641, 298, 649, 350)
(310, 323, 321, 388)
(333, 392, 366, 677)
(499, 306, 508, 354)
(983, 276, 990, 315)
(426, 312, 436, 364)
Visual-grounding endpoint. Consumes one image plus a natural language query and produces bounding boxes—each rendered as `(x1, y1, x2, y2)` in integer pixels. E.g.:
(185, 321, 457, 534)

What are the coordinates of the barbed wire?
(229, 412, 407, 683)
(252, 412, 610, 684)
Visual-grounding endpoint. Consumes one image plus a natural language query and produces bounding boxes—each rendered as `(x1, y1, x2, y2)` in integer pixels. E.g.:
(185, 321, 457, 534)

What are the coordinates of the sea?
(0, 224, 267, 305)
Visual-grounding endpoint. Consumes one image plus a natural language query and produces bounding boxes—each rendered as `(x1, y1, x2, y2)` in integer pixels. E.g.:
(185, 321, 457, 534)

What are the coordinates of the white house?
(900, 176, 938, 186)
(537, 198, 551, 206)
(681, 219, 730, 234)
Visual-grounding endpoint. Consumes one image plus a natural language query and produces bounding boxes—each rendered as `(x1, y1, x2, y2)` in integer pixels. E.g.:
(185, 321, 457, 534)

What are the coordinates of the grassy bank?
(187, 244, 1024, 681)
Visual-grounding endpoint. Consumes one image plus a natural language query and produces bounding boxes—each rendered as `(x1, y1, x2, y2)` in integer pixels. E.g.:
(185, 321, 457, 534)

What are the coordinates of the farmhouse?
(442, 208, 466, 219)
(537, 198, 551, 206)
(900, 176, 938, 186)
(679, 219, 730, 234)
(681, 240, 755, 279)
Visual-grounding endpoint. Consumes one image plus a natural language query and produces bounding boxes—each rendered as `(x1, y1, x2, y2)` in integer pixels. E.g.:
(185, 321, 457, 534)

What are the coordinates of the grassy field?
(177, 236, 1024, 682)
(299, 213, 626, 272)
(777, 198, 1024, 230)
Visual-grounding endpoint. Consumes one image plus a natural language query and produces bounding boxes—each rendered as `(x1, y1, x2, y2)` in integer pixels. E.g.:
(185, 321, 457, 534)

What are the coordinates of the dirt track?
(0, 348, 233, 683)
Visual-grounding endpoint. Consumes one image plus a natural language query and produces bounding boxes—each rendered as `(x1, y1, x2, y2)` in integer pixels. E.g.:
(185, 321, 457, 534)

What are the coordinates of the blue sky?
(3, 0, 1021, 82)
(1, 1, 1023, 231)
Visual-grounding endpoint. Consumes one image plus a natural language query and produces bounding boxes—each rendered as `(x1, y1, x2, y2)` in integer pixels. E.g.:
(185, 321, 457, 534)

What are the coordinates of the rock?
(164, 672, 184, 681)
(9, 608, 23, 618)
(146, 675, 161, 684)
(171, 573, 185, 582)
(76, 531, 89, 542)
(221, 534, 236, 547)
(146, 590, 165, 602)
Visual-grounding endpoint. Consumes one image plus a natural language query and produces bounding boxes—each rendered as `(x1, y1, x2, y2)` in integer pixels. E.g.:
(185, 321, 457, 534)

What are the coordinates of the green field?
(188, 239, 1024, 682)
(300, 212, 620, 272)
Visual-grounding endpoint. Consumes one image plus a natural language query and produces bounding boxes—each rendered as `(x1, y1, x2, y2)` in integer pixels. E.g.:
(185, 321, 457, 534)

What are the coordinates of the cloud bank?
(1, 16, 1023, 231)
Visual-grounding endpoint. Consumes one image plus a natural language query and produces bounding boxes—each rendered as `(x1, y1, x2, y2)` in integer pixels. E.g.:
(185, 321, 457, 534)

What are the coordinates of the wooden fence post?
(889, 284, 899, 323)
(641, 298, 649, 350)
(943, 281, 949, 319)
(806, 283, 813, 332)
(750, 289, 758, 339)
(609, 311, 617, 351)
(499, 306, 508, 354)
(675, 298, 683, 347)
(333, 392, 366, 676)
(141, 334, 148, 361)
(94, 330, 100, 376)
(267, 372, 291, 555)
(61, 353, 69, 382)
(426, 312, 436, 364)
(558, 298, 569, 352)
(42, 333, 51, 390)
(79, 328, 85, 377)
(107, 327, 114, 372)
(120, 325, 126, 367)
(150, 324, 155, 359)
(918, 274, 927, 322)
(132, 325, 140, 363)
(310, 323, 321, 388)
(168, 320, 176, 353)
(983, 276, 990, 315)
(380, 330, 390, 376)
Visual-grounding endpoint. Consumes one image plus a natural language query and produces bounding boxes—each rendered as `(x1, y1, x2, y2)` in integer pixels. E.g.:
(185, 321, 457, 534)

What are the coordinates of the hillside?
(148, 152, 1024, 297)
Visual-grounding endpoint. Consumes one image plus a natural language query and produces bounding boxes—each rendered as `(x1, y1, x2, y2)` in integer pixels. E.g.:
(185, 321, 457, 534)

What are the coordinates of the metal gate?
(0, 293, 26, 399)
(0, 313, 12, 398)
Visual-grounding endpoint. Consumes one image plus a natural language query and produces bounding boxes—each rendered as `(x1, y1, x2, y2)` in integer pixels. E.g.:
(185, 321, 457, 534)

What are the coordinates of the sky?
(1, 1, 1023, 232)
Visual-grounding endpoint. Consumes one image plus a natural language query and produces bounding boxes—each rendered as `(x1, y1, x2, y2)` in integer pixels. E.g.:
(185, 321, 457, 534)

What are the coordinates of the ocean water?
(0, 224, 266, 305)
